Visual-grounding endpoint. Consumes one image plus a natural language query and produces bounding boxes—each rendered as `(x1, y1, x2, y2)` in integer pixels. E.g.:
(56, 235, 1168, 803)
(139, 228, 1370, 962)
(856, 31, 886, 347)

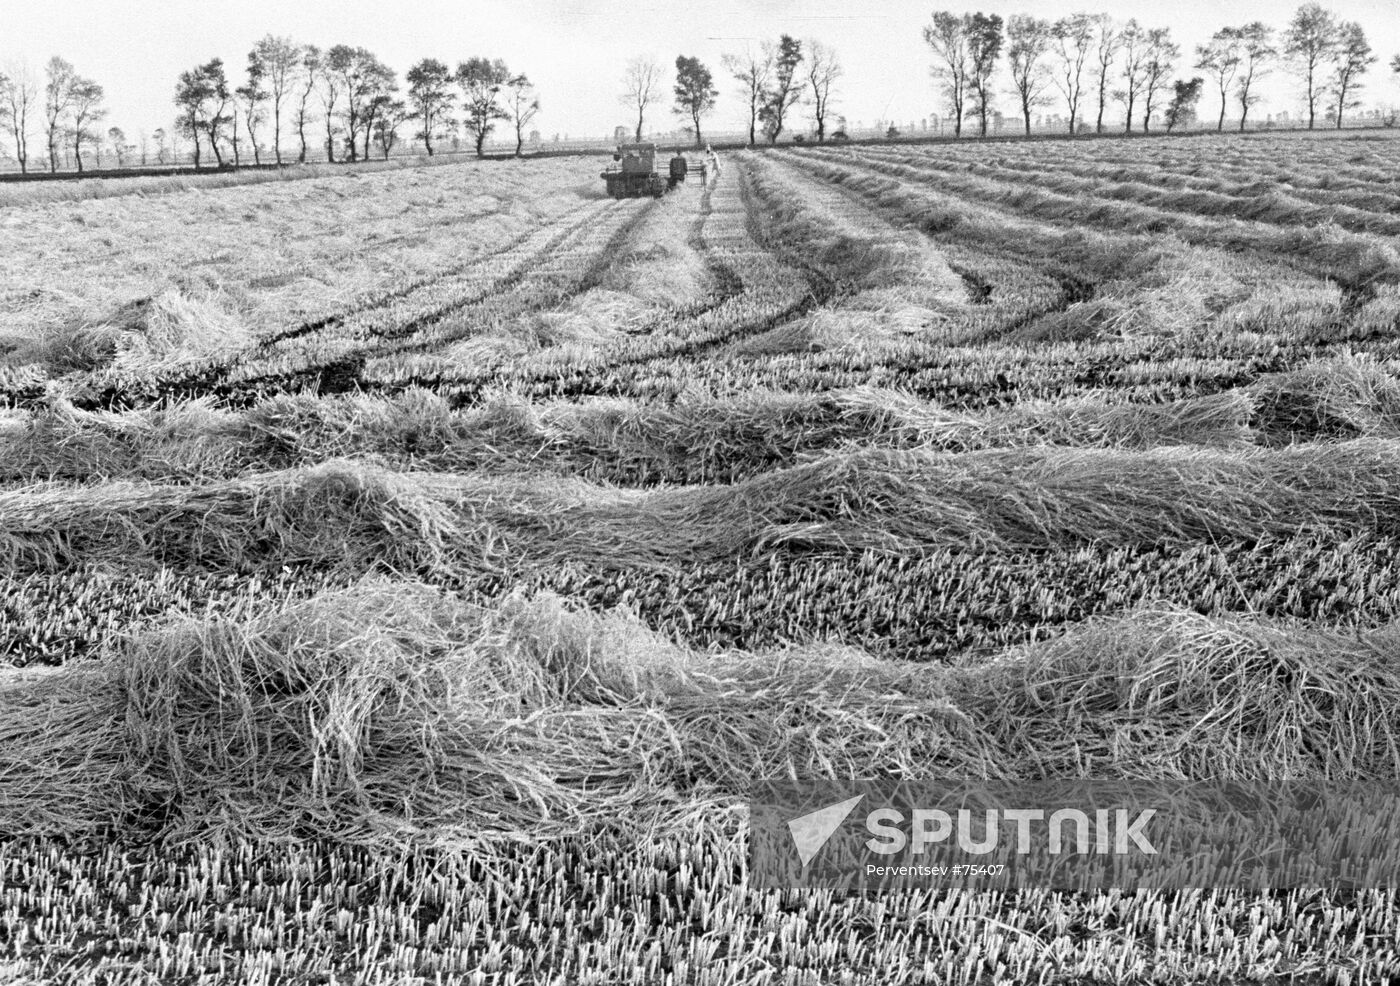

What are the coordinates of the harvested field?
(4, 130, 1400, 984)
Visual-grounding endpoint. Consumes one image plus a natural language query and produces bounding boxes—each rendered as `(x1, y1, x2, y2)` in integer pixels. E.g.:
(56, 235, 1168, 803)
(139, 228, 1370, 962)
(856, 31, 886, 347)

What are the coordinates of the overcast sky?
(4, 0, 1399, 144)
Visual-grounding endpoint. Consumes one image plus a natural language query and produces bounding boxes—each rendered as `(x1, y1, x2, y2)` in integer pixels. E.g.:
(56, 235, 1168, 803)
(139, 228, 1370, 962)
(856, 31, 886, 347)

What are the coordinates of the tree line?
(0, 41, 542, 174)
(622, 38, 843, 149)
(172, 41, 541, 169)
(926, 3, 1400, 138)
(2, 7, 1398, 175)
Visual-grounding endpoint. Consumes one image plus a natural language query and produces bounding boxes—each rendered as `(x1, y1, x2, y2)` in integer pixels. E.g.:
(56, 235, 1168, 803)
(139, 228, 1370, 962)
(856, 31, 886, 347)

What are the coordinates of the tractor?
(601, 142, 707, 199)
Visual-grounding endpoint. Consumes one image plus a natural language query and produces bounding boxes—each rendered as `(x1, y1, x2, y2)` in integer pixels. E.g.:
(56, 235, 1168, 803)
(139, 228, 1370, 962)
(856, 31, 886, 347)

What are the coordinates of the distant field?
(3, 130, 1400, 983)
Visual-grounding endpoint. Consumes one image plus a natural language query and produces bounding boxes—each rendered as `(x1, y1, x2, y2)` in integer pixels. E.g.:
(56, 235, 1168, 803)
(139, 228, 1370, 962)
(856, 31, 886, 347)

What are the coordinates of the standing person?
(668, 149, 689, 189)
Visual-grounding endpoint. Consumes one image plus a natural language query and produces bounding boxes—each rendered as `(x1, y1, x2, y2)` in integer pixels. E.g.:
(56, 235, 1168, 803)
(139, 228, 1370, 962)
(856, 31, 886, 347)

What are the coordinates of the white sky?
(3, 0, 1399, 143)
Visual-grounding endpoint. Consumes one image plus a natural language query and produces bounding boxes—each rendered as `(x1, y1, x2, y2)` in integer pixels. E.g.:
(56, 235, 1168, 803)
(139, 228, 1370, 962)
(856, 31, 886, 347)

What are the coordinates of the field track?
(3, 131, 1400, 984)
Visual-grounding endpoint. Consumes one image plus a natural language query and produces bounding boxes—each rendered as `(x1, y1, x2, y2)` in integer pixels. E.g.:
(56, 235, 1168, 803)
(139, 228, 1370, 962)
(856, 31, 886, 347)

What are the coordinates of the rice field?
(3, 129, 1400, 984)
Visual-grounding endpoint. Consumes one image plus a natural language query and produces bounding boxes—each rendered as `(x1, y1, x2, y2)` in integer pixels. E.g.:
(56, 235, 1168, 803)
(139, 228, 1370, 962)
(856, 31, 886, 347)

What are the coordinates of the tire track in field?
(773, 150, 1086, 341)
(823, 147, 1399, 301)
(77, 198, 626, 410)
(349, 158, 826, 402)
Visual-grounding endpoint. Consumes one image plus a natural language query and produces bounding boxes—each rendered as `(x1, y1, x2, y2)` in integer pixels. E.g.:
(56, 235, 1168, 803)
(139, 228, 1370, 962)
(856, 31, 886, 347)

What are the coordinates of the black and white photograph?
(3, 0, 1400, 982)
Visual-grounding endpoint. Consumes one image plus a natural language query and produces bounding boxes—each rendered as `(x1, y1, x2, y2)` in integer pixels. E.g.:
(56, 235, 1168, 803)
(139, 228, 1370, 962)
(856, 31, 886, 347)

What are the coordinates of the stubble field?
(3, 130, 1400, 984)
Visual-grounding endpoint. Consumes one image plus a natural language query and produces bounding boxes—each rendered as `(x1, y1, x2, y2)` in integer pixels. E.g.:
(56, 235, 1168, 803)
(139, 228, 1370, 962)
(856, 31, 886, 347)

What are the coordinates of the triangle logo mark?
(787, 794, 865, 867)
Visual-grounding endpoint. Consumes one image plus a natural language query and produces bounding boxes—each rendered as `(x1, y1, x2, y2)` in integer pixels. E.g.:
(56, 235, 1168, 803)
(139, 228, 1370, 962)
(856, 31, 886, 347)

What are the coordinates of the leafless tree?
(1197, 28, 1243, 131)
(722, 47, 773, 147)
(1283, 2, 1339, 129)
(621, 56, 663, 141)
(0, 61, 38, 172)
(1050, 13, 1096, 133)
(506, 74, 540, 156)
(1113, 20, 1148, 133)
(805, 41, 841, 143)
(68, 75, 105, 172)
(295, 45, 321, 162)
(1331, 21, 1377, 127)
(1092, 15, 1122, 133)
(43, 56, 76, 171)
(924, 12, 971, 137)
(1235, 23, 1276, 130)
(249, 35, 301, 164)
(1140, 28, 1180, 131)
(1007, 15, 1054, 135)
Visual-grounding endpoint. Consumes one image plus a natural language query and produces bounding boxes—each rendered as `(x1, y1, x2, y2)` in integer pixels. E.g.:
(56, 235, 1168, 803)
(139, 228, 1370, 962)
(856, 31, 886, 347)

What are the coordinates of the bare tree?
(966, 15, 1003, 137)
(249, 36, 300, 165)
(1197, 28, 1243, 131)
(1050, 13, 1095, 133)
(296, 45, 321, 162)
(1007, 15, 1053, 135)
(1284, 3, 1339, 129)
(68, 76, 105, 172)
(801, 42, 841, 143)
(924, 12, 971, 137)
(315, 49, 341, 162)
(237, 62, 268, 165)
(506, 74, 539, 156)
(1140, 28, 1180, 132)
(1114, 20, 1148, 133)
(43, 56, 76, 172)
(457, 57, 511, 156)
(1331, 21, 1376, 128)
(722, 47, 773, 147)
(1092, 15, 1122, 133)
(0, 62, 38, 172)
(621, 56, 663, 142)
(1235, 23, 1276, 130)
(406, 59, 452, 155)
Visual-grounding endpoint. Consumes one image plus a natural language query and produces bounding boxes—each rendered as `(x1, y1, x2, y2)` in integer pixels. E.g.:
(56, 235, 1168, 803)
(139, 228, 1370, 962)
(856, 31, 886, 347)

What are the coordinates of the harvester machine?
(601, 142, 708, 199)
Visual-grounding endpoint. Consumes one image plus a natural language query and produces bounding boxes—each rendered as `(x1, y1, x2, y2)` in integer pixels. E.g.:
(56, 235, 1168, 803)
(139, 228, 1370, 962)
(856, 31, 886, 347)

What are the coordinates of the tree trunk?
(424, 120, 434, 155)
(274, 105, 282, 165)
(694, 109, 704, 147)
(635, 107, 643, 142)
(73, 134, 83, 173)
(476, 131, 486, 157)
(1218, 94, 1226, 131)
